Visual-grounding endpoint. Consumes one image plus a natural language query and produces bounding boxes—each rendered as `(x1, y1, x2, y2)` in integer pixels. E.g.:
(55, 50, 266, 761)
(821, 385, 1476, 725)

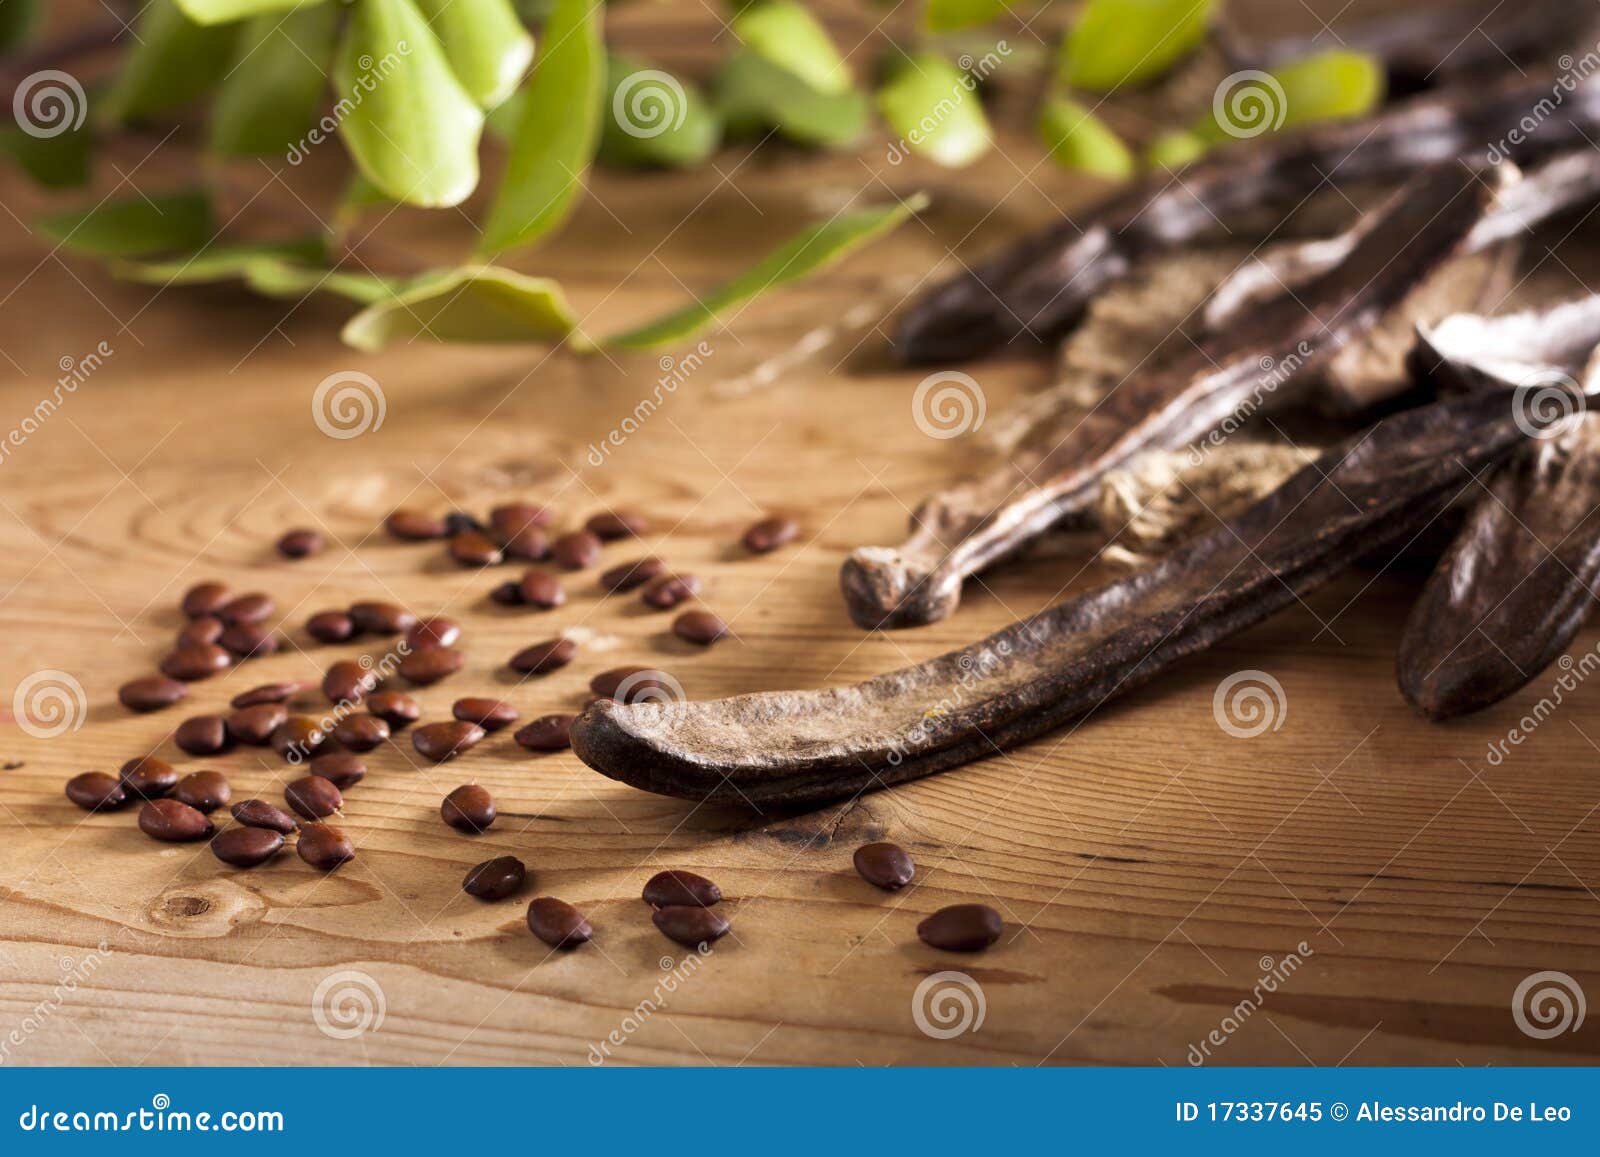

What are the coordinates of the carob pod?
(844, 164, 1510, 629)
(1413, 294, 1600, 395)
(573, 388, 1553, 807)
(892, 74, 1600, 365)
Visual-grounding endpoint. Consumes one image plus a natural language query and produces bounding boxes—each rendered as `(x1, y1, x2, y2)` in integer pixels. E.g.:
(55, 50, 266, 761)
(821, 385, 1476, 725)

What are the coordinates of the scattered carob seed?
(211, 827, 284, 868)
(453, 698, 518, 732)
(65, 772, 127, 812)
(672, 609, 728, 646)
(406, 615, 462, 650)
(489, 580, 525, 607)
(652, 906, 730, 948)
(276, 528, 323, 559)
(349, 601, 415, 635)
(527, 897, 593, 949)
(331, 714, 389, 752)
(399, 647, 464, 686)
(441, 784, 496, 833)
(642, 870, 721, 908)
(308, 753, 367, 789)
(514, 714, 575, 752)
(917, 904, 1003, 952)
(641, 573, 701, 610)
(600, 556, 666, 592)
(386, 509, 448, 540)
(306, 610, 357, 643)
(231, 799, 298, 834)
(219, 622, 280, 658)
(490, 503, 554, 538)
(551, 530, 602, 570)
(463, 856, 526, 900)
(139, 799, 214, 842)
(285, 776, 342, 820)
(173, 770, 231, 813)
(177, 617, 224, 648)
(366, 691, 421, 729)
(742, 516, 798, 554)
(174, 715, 230, 756)
(853, 842, 915, 891)
(501, 527, 549, 561)
(181, 581, 231, 619)
(297, 822, 354, 871)
(444, 512, 484, 536)
(119, 676, 187, 712)
(450, 530, 503, 567)
(218, 593, 274, 626)
(119, 756, 178, 800)
(517, 571, 567, 609)
(589, 666, 676, 705)
(227, 703, 287, 746)
(270, 716, 328, 760)
(586, 510, 648, 540)
(160, 644, 232, 681)
(509, 637, 577, 675)
(323, 659, 379, 704)
(231, 680, 308, 709)
(412, 721, 485, 763)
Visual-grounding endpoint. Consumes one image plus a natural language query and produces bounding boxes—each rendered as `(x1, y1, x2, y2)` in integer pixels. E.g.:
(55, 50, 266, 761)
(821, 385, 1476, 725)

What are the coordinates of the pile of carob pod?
(569, 3, 1600, 806)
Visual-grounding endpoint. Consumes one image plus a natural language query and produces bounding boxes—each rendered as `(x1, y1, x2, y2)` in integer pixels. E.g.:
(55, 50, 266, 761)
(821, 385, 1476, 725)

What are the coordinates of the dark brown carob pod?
(847, 163, 1511, 629)
(574, 388, 1553, 806)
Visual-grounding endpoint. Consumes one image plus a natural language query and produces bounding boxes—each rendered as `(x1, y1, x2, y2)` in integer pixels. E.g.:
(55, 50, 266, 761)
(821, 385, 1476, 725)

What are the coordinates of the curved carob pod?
(1399, 410, 1600, 720)
(894, 74, 1600, 365)
(842, 163, 1509, 630)
(1413, 294, 1600, 395)
(572, 389, 1551, 808)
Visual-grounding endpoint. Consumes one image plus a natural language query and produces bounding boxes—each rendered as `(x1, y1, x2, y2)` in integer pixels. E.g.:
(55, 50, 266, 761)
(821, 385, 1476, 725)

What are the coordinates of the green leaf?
(598, 55, 721, 169)
(1193, 49, 1384, 143)
(245, 262, 403, 303)
(0, 0, 43, 51)
(174, 0, 326, 24)
(715, 50, 868, 148)
(411, 0, 534, 108)
(37, 191, 215, 257)
(210, 6, 340, 156)
(1, 117, 93, 189)
(1060, 0, 1213, 92)
(1145, 127, 1207, 170)
(476, 0, 604, 255)
(732, 0, 852, 94)
(876, 53, 992, 168)
(604, 193, 927, 349)
(1036, 96, 1133, 180)
(924, 0, 1013, 34)
(103, 0, 243, 123)
(341, 265, 582, 351)
(336, 0, 485, 208)
(111, 239, 400, 304)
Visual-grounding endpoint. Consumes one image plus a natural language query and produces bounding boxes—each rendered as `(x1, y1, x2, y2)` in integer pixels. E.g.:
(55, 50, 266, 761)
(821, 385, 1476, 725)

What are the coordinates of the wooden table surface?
(2, 1, 1599, 1067)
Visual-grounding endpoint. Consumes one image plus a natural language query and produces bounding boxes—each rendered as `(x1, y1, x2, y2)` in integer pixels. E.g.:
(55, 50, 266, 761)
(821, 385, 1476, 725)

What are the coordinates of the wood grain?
(1, 0, 1598, 1067)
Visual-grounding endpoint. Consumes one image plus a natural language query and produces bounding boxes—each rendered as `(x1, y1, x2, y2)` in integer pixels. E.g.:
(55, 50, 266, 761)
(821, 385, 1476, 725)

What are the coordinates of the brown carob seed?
(853, 842, 915, 891)
(308, 753, 367, 790)
(514, 714, 574, 752)
(527, 897, 593, 948)
(349, 601, 415, 635)
(65, 772, 127, 812)
(227, 703, 287, 746)
(386, 509, 448, 540)
(412, 721, 485, 763)
(331, 714, 389, 752)
(453, 698, 518, 732)
(173, 770, 231, 813)
(119, 756, 178, 800)
(742, 516, 798, 554)
(450, 530, 503, 567)
(181, 581, 231, 619)
(463, 856, 526, 900)
(160, 644, 232, 681)
(285, 776, 342, 820)
(517, 571, 567, 608)
(652, 905, 729, 948)
(551, 530, 602, 570)
(174, 715, 230, 756)
(441, 784, 495, 832)
(276, 528, 323, 559)
(306, 610, 357, 643)
(399, 647, 464, 686)
(586, 510, 648, 540)
(297, 822, 354, 871)
(139, 799, 213, 842)
(916, 904, 1002, 952)
(509, 637, 577, 675)
(119, 676, 187, 713)
(231, 799, 298, 834)
(600, 556, 666, 592)
(672, 610, 728, 645)
(642, 870, 721, 908)
(641, 573, 701, 610)
(211, 827, 284, 868)
(366, 691, 421, 729)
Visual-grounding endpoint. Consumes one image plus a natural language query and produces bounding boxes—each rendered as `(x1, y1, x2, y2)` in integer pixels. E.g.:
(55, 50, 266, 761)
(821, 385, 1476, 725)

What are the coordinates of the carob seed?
(463, 855, 526, 900)
(551, 530, 602, 571)
(331, 713, 389, 752)
(509, 637, 577, 675)
(119, 756, 178, 800)
(174, 715, 230, 756)
(270, 716, 327, 760)
(853, 842, 914, 891)
(323, 659, 379, 704)
(181, 581, 231, 619)
(444, 512, 484, 536)
(177, 616, 224, 648)
(160, 644, 232, 681)
(916, 904, 1003, 952)
(514, 714, 574, 752)
(586, 510, 648, 540)
(349, 601, 415, 635)
(306, 610, 357, 644)
(590, 666, 676, 705)
(138, 799, 214, 842)
(65, 771, 127, 812)
(743, 516, 799, 554)
(386, 509, 448, 540)
(211, 826, 284, 868)
(276, 528, 323, 559)
(412, 721, 485, 763)
(441, 784, 496, 833)
(227, 702, 287, 746)
(219, 622, 280, 659)
(600, 556, 666, 592)
(500, 526, 549, 561)
(450, 530, 503, 567)
(489, 503, 554, 538)
(231, 680, 307, 709)
(308, 753, 367, 790)
(453, 698, 518, 732)
(366, 691, 421, 729)
(173, 770, 231, 813)
(517, 571, 567, 609)
(296, 822, 354, 871)
(641, 573, 702, 610)
(672, 609, 728, 646)
(218, 592, 274, 626)
(405, 615, 461, 651)
(642, 870, 722, 908)
(119, 676, 187, 713)
(489, 580, 524, 607)
(526, 897, 593, 949)
(231, 798, 298, 834)
(652, 905, 730, 948)
(399, 647, 464, 686)
(285, 776, 342, 820)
